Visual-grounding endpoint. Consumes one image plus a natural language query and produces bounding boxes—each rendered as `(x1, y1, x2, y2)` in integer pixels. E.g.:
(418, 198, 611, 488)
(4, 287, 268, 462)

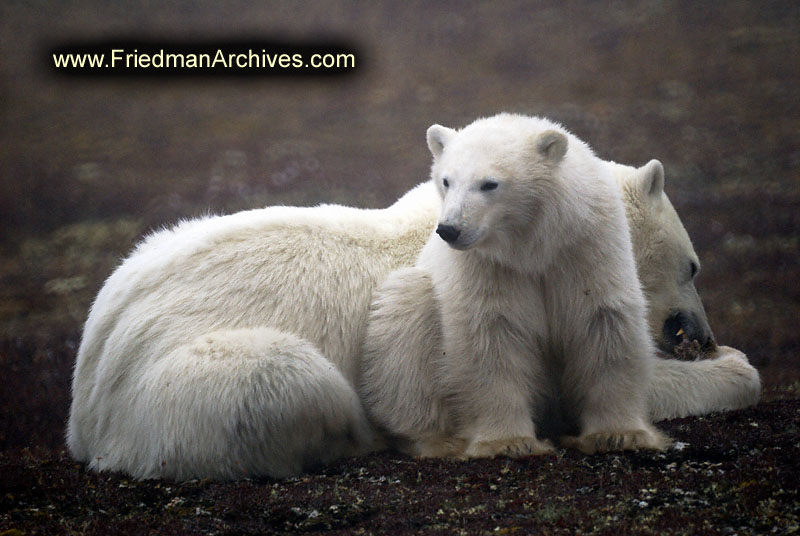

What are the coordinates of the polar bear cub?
(368, 114, 670, 458)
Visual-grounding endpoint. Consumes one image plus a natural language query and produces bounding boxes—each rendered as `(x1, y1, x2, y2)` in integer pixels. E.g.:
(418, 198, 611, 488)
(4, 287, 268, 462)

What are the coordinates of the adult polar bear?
(68, 116, 760, 480)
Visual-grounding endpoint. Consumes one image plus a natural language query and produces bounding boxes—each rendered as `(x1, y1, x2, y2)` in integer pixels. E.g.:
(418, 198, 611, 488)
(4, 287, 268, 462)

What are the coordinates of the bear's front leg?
(456, 373, 555, 459)
(562, 305, 672, 454)
(647, 344, 761, 421)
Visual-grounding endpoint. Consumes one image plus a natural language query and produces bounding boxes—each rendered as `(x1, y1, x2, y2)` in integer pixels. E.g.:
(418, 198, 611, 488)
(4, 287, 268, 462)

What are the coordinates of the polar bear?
(610, 160, 761, 419)
(362, 157, 760, 450)
(67, 188, 439, 480)
(68, 118, 759, 480)
(362, 114, 669, 458)
(609, 159, 713, 353)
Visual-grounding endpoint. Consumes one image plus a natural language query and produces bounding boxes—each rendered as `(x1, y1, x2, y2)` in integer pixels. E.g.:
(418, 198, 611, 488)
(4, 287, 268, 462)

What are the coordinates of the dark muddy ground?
(1, 1, 799, 534)
(2, 396, 799, 535)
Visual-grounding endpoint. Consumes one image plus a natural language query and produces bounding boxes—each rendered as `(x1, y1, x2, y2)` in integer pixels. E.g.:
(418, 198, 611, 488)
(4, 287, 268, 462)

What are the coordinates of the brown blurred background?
(1, 1, 798, 450)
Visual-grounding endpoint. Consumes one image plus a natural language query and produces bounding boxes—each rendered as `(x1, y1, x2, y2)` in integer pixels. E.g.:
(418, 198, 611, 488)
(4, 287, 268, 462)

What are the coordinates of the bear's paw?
(464, 436, 555, 459)
(409, 436, 468, 459)
(561, 428, 671, 454)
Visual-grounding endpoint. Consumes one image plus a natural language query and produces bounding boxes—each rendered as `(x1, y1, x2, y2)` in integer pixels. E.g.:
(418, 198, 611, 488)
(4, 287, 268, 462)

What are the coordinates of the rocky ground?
(1, 1, 798, 534)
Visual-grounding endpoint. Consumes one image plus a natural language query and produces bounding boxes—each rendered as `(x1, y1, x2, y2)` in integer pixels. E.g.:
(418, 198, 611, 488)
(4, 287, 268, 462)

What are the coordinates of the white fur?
(68, 183, 438, 480)
(368, 113, 668, 456)
(69, 116, 760, 479)
(362, 135, 760, 457)
(607, 160, 761, 419)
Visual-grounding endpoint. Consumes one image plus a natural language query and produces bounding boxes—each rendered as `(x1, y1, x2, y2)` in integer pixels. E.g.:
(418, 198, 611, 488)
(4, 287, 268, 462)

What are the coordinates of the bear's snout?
(436, 224, 461, 244)
(661, 310, 715, 353)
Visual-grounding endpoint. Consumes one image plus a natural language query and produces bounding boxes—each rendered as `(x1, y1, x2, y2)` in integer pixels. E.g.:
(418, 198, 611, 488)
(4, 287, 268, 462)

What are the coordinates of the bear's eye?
(689, 261, 699, 280)
(480, 180, 498, 191)
(442, 178, 449, 189)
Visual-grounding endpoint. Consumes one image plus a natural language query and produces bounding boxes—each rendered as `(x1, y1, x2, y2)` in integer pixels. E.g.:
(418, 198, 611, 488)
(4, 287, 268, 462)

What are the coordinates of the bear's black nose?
(436, 224, 461, 244)
(661, 310, 715, 353)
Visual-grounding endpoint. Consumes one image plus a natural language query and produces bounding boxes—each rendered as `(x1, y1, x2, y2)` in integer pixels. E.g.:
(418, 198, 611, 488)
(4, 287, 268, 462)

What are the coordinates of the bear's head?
(610, 159, 715, 354)
(425, 114, 593, 269)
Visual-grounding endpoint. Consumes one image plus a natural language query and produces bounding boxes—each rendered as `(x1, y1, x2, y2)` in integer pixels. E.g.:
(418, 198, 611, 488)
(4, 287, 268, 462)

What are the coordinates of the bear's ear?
(535, 130, 568, 163)
(427, 124, 455, 158)
(636, 159, 665, 198)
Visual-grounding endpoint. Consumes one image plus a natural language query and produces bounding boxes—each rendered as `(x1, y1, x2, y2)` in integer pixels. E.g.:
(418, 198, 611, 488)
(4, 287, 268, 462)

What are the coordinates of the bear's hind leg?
(100, 327, 376, 480)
